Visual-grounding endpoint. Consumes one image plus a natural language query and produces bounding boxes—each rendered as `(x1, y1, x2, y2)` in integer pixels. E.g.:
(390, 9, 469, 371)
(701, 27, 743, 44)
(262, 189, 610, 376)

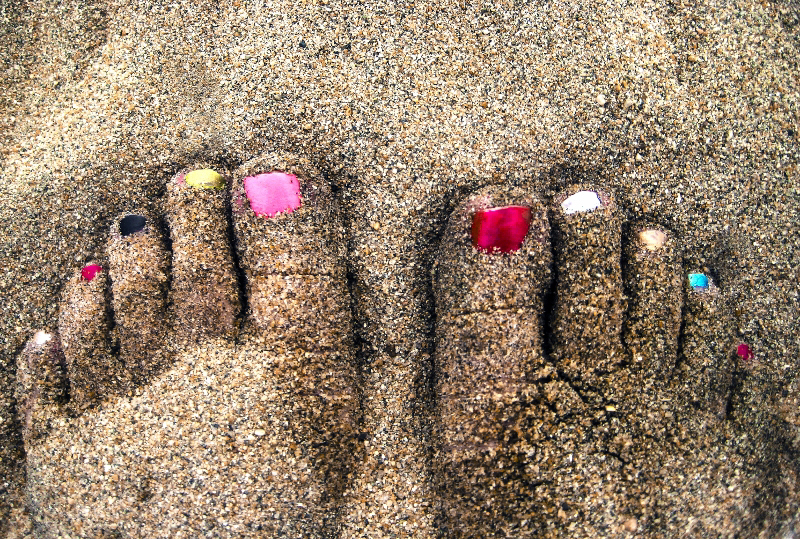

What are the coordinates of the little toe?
(107, 212, 170, 383)
(166, 167, 241, 345)
(673, 272, 735, 420)
(58, 264, 129, 412)
(550, 186, 625, 382)
(433, 186, 577, 535)
(622, 225, 683, 385)
(14, 331, 68, 447)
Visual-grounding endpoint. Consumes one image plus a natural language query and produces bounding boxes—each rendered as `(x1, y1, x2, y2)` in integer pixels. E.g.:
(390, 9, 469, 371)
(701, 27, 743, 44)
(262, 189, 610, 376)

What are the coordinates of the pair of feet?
(15, 152, 737, 537)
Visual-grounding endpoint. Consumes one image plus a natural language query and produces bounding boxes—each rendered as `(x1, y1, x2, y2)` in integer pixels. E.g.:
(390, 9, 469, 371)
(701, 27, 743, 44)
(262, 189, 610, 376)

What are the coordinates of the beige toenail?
(639, 229, 666, 251)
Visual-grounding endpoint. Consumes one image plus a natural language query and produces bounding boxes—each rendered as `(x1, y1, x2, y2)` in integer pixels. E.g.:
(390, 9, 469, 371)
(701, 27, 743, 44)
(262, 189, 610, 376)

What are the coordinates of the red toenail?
(243, 172, 302, 218)
(81, 264, 103, 281)
(471, 206, 532, 254)
(737, 343, 755, 361)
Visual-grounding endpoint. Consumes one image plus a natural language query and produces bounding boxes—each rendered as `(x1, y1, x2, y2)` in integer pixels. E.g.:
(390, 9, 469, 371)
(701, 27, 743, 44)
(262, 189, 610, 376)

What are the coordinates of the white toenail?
(34, 331, 52, 345)
(561, 191, 602, 214)
(639, 229, 666, 251)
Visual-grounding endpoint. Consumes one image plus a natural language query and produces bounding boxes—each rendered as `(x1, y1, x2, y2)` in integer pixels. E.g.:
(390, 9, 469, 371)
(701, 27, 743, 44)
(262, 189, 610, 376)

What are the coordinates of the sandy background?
(1, 0, 799, 536)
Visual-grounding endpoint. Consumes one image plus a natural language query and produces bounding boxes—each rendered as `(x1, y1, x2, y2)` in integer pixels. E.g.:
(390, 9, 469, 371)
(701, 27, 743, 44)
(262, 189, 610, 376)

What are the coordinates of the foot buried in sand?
(16, 173, 738, 537)
(433, 184, 736, 537)
(16, 156, 361, 537)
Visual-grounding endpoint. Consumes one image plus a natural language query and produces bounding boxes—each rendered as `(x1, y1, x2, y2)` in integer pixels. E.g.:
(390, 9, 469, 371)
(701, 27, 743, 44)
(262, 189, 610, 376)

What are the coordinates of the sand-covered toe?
(230, 153, 361, 522)
(58, 264, 129, 412)
(673, 273, 735, 420)
(14, 332, 67, 447)
(550, 186, 625, 383)
(107, 212, 170, 384)
(433, 185, 582, 537)
(622, 225, 683, 386)
(166, 167, 241, 345)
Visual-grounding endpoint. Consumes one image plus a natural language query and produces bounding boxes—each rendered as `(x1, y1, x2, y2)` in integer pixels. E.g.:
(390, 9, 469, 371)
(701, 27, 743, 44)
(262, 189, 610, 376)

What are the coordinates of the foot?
(15, 155, 361, 538)
(432, 184, 743, 537)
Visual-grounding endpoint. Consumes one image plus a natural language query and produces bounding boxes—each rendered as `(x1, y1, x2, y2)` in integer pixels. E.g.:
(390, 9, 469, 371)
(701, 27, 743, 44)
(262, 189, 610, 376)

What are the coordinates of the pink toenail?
(243, 172, 302, 218)
(471, 206, 532, 254)
(737, 343, 755, 361)
(81, 264, 103, 281)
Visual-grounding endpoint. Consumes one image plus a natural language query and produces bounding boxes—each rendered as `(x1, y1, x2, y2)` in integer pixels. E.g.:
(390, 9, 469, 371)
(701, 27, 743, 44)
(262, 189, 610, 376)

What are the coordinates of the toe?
(622, 225, 683, 385)
(107, 212, 170, 383)
(550, 186, 625, 382)
(230, 152, 360, 505)
(15, 332, 67, 447)
(674, 272, 735, 420)
(166, 167, 241, 344)
(58, 264, 129, 412)
(433, 185, 578, 535)
(231, 154, 349, 349)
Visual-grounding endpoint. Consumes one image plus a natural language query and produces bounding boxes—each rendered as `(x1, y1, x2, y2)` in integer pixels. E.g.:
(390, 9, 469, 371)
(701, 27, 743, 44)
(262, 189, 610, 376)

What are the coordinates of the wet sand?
(1, 0, 799, 536)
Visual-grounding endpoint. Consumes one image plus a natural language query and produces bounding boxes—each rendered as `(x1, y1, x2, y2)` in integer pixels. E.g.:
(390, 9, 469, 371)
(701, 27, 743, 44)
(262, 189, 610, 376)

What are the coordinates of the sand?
(1, 0, 799, 536)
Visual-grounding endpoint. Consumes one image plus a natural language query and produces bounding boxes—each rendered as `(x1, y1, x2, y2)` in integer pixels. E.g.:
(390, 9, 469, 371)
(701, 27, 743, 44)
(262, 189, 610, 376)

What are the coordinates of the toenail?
(185, 168, 224, 189)
(81, 264, 103, 282)
(243, 172, 302, 218)
(688, 272, 709, 290)
(639, 229, 667, 251)
(737, 343, 755, 361)
(561, 190, 603, 214)
(34, 331, 52, 345)
(471, 205, 531, 254)
(119, 215, 147, 237)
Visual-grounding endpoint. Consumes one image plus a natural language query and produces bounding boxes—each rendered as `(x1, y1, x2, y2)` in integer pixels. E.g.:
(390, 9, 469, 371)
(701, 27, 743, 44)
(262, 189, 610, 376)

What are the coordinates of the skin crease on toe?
(2, 1, 800, 537)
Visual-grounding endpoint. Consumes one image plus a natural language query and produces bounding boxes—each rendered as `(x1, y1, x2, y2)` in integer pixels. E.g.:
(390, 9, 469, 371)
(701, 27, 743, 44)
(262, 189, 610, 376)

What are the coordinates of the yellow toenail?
(639, 229, 666, 251)
(185, 169, 224, 189)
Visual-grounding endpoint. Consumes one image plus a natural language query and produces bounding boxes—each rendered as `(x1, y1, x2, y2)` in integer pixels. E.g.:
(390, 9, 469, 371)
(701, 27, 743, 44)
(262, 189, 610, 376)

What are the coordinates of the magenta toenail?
(737, 343, 755, 361)
(471, 206, 532, 254)
(243, 172, 302, 218)
(81, 264, 103, 281)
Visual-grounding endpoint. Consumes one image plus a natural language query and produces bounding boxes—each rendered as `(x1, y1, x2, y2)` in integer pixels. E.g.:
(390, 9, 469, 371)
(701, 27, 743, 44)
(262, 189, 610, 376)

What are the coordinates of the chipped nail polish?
(737, 343, 755, 361)
(243, 171, 302, 218)
(639, 229, 667, 251)
(81, 264, 103, 282)
(185, 169, 224, 189)
(119, 215, 147, 237)
(471, 205, 531, 254)
(561, 190, 602, 215)
(688, 273, 709, 290)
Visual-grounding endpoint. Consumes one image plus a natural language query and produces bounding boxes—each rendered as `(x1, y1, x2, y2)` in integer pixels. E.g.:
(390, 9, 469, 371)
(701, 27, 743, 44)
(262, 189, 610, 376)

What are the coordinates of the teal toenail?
(688, 273, 709, 289)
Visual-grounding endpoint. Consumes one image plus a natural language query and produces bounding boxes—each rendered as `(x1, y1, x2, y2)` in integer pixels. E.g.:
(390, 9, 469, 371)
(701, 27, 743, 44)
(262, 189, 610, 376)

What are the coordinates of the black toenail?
(120, 215, 147, 236)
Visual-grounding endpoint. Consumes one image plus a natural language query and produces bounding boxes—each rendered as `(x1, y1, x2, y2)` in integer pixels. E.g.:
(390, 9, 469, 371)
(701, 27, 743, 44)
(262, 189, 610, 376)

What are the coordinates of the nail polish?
(471, 206, 531, 254)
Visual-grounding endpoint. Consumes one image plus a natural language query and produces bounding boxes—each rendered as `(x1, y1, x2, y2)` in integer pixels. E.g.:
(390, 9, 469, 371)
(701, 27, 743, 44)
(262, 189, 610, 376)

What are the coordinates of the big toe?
(230, 153, 360, 510)
(433, 185, 583, 536)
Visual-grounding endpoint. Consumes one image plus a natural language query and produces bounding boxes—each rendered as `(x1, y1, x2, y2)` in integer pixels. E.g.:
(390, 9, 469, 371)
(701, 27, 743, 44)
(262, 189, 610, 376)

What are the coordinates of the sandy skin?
(2, 0, 800, 537)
